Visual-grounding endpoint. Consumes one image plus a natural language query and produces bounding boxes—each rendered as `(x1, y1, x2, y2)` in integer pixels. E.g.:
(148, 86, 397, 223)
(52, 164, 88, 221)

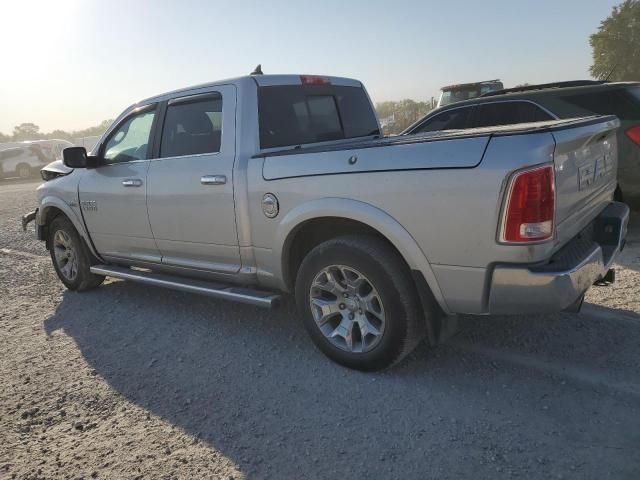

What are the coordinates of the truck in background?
(438, 79, 504, 107)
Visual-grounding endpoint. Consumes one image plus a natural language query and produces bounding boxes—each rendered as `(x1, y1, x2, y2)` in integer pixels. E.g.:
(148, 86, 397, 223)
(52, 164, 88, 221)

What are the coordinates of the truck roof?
(139, 74, 363, 106)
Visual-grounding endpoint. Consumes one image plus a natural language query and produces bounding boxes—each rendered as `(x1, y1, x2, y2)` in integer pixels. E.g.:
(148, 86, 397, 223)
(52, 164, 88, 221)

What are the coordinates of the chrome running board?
(90, 265, 281, 308)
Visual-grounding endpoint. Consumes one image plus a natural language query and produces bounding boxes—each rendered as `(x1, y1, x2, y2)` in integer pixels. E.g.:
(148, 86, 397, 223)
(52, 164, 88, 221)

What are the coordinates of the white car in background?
(0, 139, 73, 179)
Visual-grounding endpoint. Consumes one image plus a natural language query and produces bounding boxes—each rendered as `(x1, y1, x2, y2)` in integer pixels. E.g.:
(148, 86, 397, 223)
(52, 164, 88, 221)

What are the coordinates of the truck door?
(146, 85, 241, 273)
(78, 105, 161, 263)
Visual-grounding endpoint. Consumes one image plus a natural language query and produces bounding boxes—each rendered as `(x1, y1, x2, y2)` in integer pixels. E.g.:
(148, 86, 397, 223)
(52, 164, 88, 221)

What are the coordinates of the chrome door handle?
(122, 179, 143, 187)
(201, 175, 226, 185)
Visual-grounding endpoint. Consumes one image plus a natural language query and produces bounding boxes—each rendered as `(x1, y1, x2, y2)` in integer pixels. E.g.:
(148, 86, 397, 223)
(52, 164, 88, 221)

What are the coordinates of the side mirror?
(62, 147, 88, 168)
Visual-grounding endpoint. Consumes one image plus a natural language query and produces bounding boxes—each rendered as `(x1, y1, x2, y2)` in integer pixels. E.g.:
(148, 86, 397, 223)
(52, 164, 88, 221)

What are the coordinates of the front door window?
(103, 109, 156, 164)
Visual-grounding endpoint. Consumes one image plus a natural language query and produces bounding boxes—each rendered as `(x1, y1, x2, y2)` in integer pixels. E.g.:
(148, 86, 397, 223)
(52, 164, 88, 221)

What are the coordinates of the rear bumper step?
(488, 201, 629, 314)
(90, 265, 281, 308)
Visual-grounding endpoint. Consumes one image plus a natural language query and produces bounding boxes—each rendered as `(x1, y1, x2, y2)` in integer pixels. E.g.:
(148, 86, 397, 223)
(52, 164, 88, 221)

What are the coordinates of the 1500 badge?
(80, 200, 97, 211)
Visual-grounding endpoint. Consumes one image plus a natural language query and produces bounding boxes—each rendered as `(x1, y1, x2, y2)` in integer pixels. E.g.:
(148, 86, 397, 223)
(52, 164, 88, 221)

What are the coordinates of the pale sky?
(0, 0, 619, 134)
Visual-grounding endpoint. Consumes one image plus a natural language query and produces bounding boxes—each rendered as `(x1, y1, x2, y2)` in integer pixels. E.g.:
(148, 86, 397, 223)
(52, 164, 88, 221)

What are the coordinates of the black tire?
(48, 215, 105, 291)
(16, 164, 31, 179)
(295, 235, 426, 371)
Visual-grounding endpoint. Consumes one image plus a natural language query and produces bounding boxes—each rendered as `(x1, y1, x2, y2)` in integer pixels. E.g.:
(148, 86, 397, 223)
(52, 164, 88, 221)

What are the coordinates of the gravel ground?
(1, 179, 639, 480)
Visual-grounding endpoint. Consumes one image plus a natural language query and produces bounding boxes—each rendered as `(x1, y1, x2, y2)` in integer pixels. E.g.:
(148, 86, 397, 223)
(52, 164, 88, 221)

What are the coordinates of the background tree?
(0, 119, 114, 145)
(590, 0, 640, 81)
(375, 99, 435, 135)
(12, 123, 41, 141)
(48, 129, 72, 140)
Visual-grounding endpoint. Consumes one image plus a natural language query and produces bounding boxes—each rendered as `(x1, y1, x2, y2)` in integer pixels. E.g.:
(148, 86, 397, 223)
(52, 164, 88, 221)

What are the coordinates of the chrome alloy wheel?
(309, 265, 386, 353)
(53, 230, 78, 281)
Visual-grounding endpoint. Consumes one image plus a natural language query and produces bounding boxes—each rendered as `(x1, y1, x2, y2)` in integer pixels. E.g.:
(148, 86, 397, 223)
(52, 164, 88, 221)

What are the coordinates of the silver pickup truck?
(23, 73, 629, 371)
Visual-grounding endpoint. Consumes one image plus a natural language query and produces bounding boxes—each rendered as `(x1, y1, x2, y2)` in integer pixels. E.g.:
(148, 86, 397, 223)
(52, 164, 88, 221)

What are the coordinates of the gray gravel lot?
(1, 179, 639, 479)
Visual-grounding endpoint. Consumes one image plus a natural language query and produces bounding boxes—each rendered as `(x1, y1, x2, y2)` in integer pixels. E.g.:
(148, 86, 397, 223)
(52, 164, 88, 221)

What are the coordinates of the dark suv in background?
(403, 81, 640, 206)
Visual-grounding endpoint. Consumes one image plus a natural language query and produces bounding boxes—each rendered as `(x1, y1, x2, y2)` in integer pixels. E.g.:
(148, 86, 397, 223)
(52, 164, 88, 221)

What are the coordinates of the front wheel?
(295, 235, 426, 371)
(48, 216, 105, 291)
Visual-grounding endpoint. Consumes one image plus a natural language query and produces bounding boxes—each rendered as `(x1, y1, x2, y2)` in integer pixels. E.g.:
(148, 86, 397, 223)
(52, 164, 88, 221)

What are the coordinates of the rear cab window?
(160, 94, 223, 158)
(258, 83, 379, 149)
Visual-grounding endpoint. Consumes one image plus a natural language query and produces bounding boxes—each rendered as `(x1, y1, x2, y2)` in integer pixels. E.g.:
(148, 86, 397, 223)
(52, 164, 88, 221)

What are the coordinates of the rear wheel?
(295, 235, 426, 371)
(48, 216, 104, 291)
(17, 164, 31, 179)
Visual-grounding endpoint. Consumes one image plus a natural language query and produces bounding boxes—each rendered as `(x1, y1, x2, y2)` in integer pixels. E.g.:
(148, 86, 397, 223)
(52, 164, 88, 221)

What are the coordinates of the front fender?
(38, 195, 101, 260)
(273, 197, 450, 314)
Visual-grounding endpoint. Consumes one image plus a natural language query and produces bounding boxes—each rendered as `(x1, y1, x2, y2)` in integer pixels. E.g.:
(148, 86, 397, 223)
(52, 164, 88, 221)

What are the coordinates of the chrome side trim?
(90, 265, 280, 308)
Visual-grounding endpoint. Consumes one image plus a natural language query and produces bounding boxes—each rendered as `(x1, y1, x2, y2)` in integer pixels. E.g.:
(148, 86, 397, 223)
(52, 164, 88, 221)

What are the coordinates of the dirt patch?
(1, 182, 639, 479)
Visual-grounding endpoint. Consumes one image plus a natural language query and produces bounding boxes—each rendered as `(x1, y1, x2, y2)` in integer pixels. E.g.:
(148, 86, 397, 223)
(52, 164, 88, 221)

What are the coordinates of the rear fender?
(273, 197, 451, 314)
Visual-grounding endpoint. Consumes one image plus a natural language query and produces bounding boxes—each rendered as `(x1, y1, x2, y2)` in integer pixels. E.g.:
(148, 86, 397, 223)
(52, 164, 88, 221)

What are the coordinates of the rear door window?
(160, 94, 223, 158)
(474, 101, 552, 128)
(411, 106, 474, 133)
(258, 85, 379, 149)
(562, 88, 640, 120)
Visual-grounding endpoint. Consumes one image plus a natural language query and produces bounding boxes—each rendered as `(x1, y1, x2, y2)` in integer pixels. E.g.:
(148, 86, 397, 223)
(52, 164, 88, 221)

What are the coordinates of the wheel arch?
(38, 196, 101, 260)
(275, 198, 450, 316)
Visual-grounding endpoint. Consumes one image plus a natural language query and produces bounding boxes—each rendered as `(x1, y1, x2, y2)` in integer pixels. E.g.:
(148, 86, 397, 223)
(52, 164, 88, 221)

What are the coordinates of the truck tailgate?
(551, 116, 620, 246)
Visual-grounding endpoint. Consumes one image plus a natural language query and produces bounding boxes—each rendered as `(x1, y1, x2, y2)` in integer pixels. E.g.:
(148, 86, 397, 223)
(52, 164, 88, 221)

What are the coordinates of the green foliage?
(375, 99, 435, 135)
(12, 123, 41, 141)
(590, 0, 640, 81)
(0, 120, 113, 143)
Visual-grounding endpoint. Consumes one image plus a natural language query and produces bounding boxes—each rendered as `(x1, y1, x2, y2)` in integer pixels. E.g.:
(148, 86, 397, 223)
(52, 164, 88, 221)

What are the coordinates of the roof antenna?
(251, 64, 263, 75)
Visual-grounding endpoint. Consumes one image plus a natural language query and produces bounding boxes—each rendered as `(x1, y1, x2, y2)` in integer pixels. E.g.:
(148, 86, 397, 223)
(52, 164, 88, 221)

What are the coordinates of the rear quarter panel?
(247, 131, 562, 314)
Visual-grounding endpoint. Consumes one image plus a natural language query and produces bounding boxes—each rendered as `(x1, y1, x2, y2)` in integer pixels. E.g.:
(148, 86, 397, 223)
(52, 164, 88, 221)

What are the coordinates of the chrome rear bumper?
(488, 202, 629, 314)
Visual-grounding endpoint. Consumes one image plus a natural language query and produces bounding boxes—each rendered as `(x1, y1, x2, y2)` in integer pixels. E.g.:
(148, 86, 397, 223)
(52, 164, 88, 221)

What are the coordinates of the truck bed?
(257, 115, 617, 158)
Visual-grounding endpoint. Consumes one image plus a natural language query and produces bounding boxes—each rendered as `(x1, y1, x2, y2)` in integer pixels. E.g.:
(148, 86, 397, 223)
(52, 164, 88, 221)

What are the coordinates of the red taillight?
(300, 75, 330, 86)
(501, 165, 555, 243)
(625, 125, 640, 146)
